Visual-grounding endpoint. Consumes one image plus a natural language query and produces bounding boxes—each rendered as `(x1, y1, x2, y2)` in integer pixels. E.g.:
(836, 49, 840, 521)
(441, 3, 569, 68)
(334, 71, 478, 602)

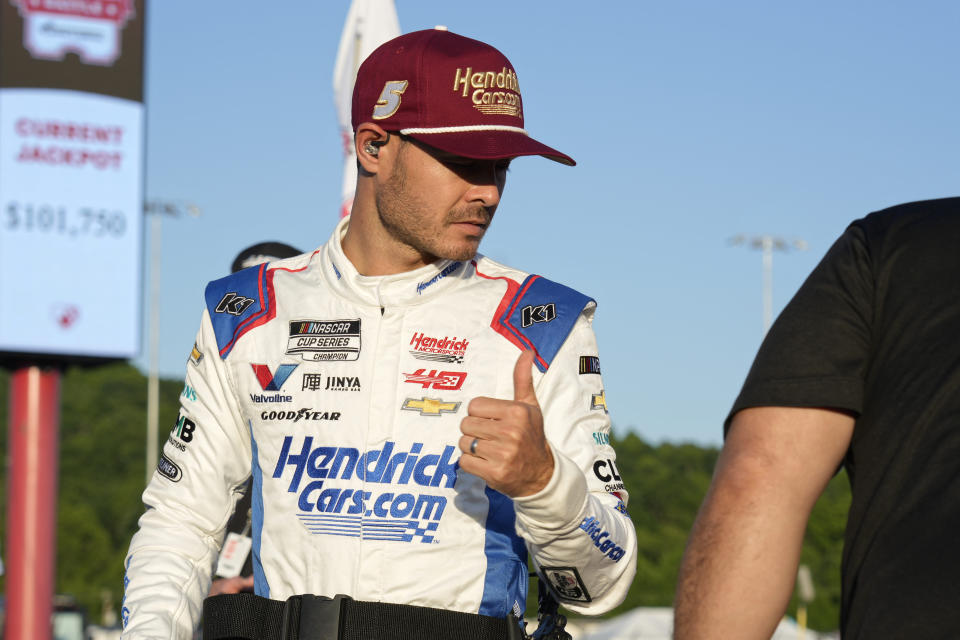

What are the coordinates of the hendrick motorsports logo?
(409, 332, 468, 364)
(273, 437, 458, 543)
(12, 0, 136, 67)
(287, 319, 361, 361)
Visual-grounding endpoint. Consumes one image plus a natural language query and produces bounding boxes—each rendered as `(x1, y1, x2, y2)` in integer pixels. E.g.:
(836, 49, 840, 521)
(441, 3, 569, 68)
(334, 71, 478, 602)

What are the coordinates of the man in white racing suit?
(122, 27, 636, 640)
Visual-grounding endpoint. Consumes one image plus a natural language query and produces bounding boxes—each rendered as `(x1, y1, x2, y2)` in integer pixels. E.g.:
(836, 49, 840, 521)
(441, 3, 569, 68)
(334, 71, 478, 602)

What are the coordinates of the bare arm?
(673, 406, 854, 639)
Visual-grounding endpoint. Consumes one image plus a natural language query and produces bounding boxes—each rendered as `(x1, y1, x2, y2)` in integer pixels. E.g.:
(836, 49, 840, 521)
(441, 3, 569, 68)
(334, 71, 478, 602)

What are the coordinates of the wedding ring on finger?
(470, 437, 479, 456)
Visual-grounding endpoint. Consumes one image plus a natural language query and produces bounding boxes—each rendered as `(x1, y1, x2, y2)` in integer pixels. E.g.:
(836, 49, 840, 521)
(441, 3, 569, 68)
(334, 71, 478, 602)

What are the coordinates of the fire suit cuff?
(512, 443, 589, 542)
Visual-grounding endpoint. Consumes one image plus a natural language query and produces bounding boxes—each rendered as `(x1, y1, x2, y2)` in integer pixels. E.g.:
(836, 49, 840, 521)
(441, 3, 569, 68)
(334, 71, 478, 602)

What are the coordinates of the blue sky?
(137, 1, 959, 446)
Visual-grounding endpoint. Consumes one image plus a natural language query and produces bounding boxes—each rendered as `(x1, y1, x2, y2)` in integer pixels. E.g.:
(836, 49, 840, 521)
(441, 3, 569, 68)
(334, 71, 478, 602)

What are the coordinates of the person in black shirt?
(674, 197, 960, 639)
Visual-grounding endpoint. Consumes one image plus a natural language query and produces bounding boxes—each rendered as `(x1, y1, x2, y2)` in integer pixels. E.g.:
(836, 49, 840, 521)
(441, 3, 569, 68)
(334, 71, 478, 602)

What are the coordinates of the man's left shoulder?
(474, 256, 595, 372)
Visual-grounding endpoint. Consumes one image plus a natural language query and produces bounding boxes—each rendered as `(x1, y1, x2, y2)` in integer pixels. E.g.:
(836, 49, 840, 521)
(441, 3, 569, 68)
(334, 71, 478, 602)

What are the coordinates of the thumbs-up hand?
(459, 350, 555, 497)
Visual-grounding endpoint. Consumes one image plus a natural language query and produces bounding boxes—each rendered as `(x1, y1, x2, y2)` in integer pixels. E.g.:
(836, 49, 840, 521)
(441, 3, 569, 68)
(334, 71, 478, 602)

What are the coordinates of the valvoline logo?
(252, 363, 297, 391)
(272, 437, 459, 543)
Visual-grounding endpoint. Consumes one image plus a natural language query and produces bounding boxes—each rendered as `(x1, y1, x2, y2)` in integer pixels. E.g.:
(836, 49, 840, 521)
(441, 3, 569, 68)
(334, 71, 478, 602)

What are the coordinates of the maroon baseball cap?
(352, 27, 575, 166)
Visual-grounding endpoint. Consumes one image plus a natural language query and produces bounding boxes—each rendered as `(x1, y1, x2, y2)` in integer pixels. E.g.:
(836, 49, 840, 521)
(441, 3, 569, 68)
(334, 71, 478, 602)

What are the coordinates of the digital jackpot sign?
(0, 0, 145, 361)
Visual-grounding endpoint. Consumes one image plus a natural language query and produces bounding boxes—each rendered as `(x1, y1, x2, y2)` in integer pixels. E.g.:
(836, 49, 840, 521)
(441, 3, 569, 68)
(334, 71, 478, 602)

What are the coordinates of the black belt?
(202, 592, 526, 640)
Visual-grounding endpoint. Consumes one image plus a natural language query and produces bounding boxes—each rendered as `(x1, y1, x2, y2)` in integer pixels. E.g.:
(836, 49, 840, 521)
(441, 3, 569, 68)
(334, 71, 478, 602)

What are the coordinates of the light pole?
(729, 234, 808, 335)
(143, 199, 200, 485)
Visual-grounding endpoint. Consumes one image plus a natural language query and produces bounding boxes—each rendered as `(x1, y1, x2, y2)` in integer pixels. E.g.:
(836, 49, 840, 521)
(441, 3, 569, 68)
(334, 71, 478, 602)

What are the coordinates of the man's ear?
(355, 123, 391, 175)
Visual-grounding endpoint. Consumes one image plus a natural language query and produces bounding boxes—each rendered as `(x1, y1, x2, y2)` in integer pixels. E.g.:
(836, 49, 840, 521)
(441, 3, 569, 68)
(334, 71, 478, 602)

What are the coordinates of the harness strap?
(203, 592, 525, 640)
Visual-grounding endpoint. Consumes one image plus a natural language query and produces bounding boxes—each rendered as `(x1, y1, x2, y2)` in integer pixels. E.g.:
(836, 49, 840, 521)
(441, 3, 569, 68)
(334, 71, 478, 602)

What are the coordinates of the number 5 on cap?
(373, 80, 409, 119)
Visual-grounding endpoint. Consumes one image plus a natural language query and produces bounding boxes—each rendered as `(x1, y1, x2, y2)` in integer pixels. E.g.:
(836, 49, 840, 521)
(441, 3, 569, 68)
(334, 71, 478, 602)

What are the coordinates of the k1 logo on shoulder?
(215, 292, 256, 316)
(287, 319, 361, 361)
(521, 303, 555, 328)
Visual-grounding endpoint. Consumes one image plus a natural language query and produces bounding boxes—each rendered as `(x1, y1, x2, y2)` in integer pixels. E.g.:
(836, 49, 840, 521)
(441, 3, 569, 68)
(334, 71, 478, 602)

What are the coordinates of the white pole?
(729, 234, 807, 339)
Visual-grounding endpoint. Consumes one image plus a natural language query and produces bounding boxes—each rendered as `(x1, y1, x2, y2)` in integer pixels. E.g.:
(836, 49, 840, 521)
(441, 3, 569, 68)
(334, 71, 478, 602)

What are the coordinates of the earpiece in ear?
(363, 131, 390, 157)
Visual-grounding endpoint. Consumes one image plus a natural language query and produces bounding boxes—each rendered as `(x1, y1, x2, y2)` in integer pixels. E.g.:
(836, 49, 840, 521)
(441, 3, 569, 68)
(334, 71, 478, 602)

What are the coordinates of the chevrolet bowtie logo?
(590, 390, 608, 414)
(401, 397, 461, 417)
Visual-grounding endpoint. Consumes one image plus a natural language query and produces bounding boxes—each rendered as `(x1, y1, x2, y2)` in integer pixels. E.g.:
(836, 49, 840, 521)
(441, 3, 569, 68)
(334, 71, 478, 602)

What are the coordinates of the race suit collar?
(321, 215, 475, 308)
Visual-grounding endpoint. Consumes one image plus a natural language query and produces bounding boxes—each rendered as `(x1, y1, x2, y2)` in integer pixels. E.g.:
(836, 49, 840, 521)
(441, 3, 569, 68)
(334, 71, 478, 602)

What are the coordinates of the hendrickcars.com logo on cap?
(452, 66, 522, 118)
(352, 27, 575, 166)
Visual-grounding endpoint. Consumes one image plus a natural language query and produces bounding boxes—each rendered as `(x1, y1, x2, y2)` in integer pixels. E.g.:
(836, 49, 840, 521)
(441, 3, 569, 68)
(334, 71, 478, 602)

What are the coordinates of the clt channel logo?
(593, 458, 625, 497)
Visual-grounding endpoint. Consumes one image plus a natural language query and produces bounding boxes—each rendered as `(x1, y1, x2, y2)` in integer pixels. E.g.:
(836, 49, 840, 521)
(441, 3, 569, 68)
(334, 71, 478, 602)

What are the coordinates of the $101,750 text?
(3, 201, 126, 238)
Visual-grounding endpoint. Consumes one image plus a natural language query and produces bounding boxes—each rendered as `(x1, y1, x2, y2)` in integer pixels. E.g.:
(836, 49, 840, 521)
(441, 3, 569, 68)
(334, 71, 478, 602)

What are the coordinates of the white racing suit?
(121, 217, 637, 639)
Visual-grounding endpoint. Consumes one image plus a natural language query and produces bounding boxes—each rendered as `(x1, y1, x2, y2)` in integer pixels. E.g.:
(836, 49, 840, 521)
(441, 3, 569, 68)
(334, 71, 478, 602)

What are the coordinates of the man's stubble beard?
(375, 153, 490, 263)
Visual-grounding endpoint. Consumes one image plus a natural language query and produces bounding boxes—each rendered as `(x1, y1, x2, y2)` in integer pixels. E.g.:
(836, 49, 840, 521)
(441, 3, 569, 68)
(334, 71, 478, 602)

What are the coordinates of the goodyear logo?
(273, 437, 459, 543)
(578, 516, 626, 562)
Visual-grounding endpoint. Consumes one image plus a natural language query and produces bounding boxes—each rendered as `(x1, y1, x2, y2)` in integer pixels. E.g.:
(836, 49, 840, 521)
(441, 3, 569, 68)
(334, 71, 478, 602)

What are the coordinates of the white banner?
(332, 0, 400, 218)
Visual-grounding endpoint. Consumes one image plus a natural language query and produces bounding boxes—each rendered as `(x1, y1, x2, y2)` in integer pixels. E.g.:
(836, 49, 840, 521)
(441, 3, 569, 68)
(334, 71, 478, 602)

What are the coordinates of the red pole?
(5, 365, 61, 640)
